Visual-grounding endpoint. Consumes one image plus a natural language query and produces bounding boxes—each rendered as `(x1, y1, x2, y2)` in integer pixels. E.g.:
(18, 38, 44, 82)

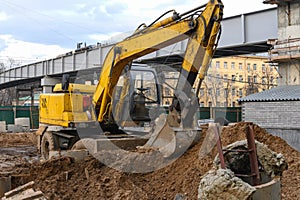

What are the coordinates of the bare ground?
(0, 122, 299, 199)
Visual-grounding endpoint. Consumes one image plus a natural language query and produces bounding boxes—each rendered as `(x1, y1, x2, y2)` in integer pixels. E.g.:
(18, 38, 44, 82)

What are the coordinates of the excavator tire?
(41, 132, 58, 160)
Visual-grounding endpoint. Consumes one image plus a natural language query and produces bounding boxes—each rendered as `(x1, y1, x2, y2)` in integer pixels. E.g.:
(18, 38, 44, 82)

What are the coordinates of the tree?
(200, 71, 224, 107)
(245, 63, 278, 95)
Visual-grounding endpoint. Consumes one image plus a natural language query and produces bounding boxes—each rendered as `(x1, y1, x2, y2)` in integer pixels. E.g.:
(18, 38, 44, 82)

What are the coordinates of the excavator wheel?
(41, 132, 58, 160)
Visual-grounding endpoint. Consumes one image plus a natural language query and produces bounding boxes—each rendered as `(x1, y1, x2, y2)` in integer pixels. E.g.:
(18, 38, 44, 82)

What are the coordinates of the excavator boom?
(93, 0, 223, 129)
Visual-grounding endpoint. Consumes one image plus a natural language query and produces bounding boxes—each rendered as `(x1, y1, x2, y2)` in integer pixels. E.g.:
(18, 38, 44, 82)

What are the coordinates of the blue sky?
(0, 0, 275, 66)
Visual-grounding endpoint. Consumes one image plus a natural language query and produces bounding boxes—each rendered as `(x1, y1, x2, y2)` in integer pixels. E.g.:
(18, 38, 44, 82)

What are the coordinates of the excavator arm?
(92, 0, 223, 129)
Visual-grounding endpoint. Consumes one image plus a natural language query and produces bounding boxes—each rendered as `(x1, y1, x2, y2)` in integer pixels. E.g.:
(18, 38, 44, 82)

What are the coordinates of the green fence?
(0, 106, 14, 125)
(197, 107, 242, 123)
(0, 105, 241, 129)
(0, 106, 39, 129)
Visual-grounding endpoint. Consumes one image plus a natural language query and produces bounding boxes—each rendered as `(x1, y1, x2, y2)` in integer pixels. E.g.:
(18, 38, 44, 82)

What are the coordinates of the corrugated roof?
(238, 85, 300, 102)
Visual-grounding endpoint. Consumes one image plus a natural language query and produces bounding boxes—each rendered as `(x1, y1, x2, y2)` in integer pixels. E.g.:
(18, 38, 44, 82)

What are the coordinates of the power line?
(1, 0, 77, 43)
(206, 74, 278, 87)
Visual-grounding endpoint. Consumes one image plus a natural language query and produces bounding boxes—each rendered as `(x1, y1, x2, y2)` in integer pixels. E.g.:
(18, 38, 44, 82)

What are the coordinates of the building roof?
(239, 85, 300, 102)
(263, 0, 298, 4)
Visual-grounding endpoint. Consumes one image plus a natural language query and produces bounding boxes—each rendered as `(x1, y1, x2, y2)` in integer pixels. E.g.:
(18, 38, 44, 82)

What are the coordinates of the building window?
(239, 75, 243, 82)
(231, 88, 235, 96)
(232, 74, 236, 81)
(247, 63, 251, 71)
(216, 101, 220, 107)
(239, 88, 243, 97)
(216, 61, 220, 69)
(239, 63, 243, 70)
(208, 101, 212, 107)
(262, 64, 266, 73)
(262, 76, 266, 84)
(270, 76, 274, 84)
(253, 64, 257, 71)
(248, 76, 252, 83)
(231, 62, 235, 69)
(224, 88, 228, 97)
(216, 88, 220, 96)
(232, 102, 236, 107)
(200, 101, 205, 107)
(253, 75, 257, 83)
(208, 88, 212, 95)
(224, 62, 228, 69)
(223, 74, 228, 80)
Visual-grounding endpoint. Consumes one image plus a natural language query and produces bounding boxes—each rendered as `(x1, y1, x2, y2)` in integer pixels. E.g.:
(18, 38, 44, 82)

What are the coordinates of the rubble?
(0, 122, 299, 199)
(198, 168, 255, 200)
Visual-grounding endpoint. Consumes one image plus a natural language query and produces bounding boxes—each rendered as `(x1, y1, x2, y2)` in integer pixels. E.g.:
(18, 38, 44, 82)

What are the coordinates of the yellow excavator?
(37, 0, 223, 159)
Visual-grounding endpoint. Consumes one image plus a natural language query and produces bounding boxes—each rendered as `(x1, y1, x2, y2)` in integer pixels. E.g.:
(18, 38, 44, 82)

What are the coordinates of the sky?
(0, 0, 276, 66)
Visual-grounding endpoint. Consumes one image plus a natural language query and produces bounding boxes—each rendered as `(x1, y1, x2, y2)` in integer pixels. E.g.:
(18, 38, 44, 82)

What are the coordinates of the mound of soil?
(0, 132, 37, 147)
(4, 123, 300, 199)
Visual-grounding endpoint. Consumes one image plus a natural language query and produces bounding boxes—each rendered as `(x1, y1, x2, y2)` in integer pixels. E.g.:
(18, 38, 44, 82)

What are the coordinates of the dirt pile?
(3, 122, 300, 199)
(0, 132, 38, 176)
(0, 132, 37, 147)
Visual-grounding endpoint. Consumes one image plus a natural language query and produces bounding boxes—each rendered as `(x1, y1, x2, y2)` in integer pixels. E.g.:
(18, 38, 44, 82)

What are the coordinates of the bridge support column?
(41, 77, 60, 93)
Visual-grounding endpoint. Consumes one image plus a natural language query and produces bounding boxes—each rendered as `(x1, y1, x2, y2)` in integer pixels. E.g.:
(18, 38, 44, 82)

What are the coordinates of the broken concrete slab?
(49, 150, 89, 162)
(198, 168, 255, 200)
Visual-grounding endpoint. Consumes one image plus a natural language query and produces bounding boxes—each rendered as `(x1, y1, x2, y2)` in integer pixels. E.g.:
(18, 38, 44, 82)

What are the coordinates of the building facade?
(239, 85, 300, 151)
(198, 55, 279, 107)
(264, 0, 300, 86)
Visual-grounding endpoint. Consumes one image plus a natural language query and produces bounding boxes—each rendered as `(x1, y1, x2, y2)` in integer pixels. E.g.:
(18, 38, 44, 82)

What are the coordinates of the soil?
(0, 122, 299, 199)
(0, 132, 38, 176)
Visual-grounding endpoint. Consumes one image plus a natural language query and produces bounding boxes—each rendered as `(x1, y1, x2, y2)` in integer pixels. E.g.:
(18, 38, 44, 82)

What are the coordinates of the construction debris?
(198, 168, 256, 200)
(1, 181, 46, 200)
(0, 123, 299, 199)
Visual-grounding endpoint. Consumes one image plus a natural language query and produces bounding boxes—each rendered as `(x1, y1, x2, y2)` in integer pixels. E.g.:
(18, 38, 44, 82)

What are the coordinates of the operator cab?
(112, 65, 162, 128)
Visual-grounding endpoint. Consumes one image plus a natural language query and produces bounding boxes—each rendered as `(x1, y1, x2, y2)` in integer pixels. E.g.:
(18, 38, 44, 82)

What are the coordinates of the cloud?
(0, 11, 9, 21)
(0, 34, 71, 65)
(0, 0, 276, 67)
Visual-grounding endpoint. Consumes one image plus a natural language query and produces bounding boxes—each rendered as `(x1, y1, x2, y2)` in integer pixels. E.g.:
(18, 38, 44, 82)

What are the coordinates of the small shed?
(239, 85, 300, 151)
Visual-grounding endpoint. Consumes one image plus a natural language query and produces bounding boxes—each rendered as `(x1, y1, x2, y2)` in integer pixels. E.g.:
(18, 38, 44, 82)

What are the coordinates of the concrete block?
(49, 150, 89, 162)
(41, 77, 60, 86)
(0, 121, 6, 133)
(15, 118, 30, 132)
(7, 125, 24, 133)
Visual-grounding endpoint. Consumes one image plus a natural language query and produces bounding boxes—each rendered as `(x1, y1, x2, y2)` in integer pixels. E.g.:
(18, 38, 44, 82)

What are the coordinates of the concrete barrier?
(7, 125, 24, 133)
(15, 118, 30, 132)
(0, 121, 6, 133)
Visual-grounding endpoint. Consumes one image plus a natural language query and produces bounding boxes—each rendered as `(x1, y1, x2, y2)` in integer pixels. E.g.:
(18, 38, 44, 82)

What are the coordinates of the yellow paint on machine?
(39, 93, 91, 127)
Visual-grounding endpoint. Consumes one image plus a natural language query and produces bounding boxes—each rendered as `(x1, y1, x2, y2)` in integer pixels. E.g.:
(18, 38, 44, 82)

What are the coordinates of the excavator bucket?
(143, 113, 201, 158)
(143, 114, 177, 157)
